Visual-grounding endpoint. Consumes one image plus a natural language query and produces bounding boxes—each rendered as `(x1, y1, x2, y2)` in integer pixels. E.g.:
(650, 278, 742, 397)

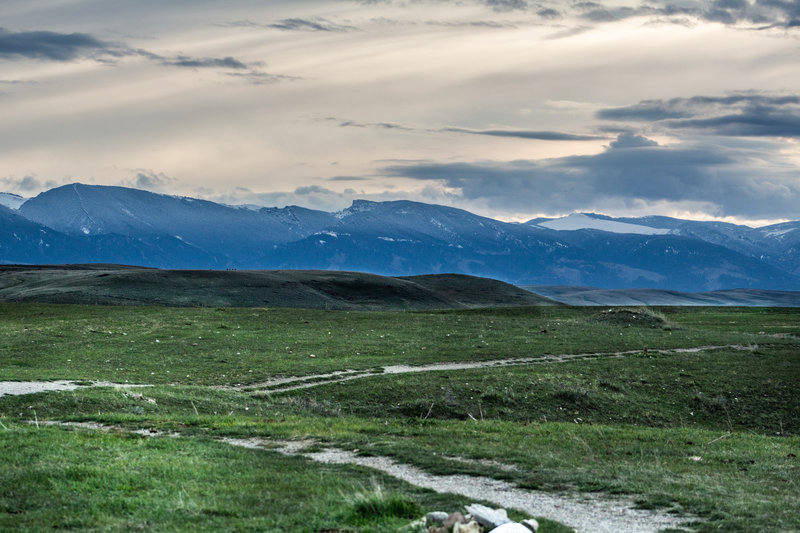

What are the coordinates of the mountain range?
(2, 183, 800, 292)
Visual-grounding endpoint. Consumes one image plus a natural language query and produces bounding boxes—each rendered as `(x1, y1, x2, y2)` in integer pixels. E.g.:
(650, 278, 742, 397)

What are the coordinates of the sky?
(1, 0, 799, 225)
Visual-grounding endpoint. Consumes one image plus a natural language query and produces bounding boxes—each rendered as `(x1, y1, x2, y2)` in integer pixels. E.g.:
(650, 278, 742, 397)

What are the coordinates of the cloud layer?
(0, 1, 798, 224)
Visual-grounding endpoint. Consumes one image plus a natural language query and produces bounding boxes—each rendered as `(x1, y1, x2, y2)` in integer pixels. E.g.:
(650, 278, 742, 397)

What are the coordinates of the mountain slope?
(4, 183, 800, 291)
(534, 213, 670, 235)
(533, 212, 800, 277)
(0, 193, 25, 210)
(19, 184, 337, 266)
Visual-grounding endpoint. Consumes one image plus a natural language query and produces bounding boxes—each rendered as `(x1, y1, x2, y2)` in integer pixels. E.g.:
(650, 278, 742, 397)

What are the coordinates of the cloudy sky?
(1, 0, 799, 224)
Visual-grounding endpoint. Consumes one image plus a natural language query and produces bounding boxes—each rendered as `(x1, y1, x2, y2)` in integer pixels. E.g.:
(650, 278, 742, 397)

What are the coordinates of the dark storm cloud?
(269, 18, 357, 31)
(337, 119, 416, 131)
(159, 55, 249, 69)
(484, 0, 529, 11)
(426, 20, 518, 28)
(608, 132, 659, 148)
(0, 175, 57, 192)
(537, 8, 562, 19)
(354, 0, 800, 28)
(351, 0, 798, 28)
(561, 0, 800, 29)
(382, 133, 800, 217)
(598, 93, 800, 138)
(125, 171, 176, 192)
(226, 71, 300, 84)
(0, 28, 107, 61)
(578, 6, 643, 22)
(135, 49, 280, 84)
(598, 101, 695, 121)
(441, 126, 605, 141)
(295, 185, 336, 195)
(664, 108, 800, 137)
(222, 18, 357, 32)
(333, 118, 602, 141)
(0, 28, 280, 84)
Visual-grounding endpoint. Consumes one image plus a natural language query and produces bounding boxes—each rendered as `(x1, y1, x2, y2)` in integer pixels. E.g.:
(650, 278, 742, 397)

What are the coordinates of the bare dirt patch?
(0, 381, 148, 397)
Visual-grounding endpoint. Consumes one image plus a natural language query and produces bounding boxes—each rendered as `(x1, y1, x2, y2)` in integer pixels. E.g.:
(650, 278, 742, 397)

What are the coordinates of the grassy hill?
(0, 265, 558, 310)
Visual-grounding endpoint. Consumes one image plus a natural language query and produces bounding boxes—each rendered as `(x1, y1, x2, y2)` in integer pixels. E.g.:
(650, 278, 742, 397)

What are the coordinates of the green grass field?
(1, 303, 798, 531)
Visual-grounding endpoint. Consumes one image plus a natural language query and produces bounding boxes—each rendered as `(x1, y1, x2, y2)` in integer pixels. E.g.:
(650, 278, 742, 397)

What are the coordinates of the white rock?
(426, 511, 450, 525)
(465, 504, 511, 528)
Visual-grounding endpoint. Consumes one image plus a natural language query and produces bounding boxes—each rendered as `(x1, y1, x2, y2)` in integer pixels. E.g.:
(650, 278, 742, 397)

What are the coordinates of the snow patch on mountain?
(762, 227, 797, 238)
(537, 213, 671, 235)
(0, 193, 26, 210)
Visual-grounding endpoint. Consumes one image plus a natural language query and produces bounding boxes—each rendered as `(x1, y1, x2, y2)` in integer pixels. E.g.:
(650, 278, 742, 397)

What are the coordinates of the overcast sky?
(1, 0, 799, 224)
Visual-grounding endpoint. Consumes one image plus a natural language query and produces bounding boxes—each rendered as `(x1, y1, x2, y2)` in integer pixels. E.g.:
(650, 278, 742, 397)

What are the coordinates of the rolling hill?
(0, 265, 559, 310)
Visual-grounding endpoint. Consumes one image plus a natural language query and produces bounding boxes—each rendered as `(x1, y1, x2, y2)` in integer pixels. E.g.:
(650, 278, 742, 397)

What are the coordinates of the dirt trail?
(300, 447, 693, 533)
(241, 438, 696, 533)
(30, 422, 696, 533)
(222, 437, 696, 533)
(248, 344, 751, 394)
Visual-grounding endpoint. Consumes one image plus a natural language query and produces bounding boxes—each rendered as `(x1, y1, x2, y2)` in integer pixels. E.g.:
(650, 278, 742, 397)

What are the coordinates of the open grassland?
(0, 303, 798, 532)
(1, 304, 793, 385)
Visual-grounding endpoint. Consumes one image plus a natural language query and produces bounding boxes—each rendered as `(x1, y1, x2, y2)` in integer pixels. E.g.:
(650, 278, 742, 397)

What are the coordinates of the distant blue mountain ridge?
(2, 183, 799, 292)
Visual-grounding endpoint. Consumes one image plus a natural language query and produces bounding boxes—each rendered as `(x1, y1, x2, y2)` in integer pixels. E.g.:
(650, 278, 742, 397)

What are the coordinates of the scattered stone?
(464, 504, 511, 529)
(522, 519, 539, 532)
(443, 512, 466, 529)
(429, 512, 471, 533)
(426, 512, 450, 526)
(453, 520, 483, 533)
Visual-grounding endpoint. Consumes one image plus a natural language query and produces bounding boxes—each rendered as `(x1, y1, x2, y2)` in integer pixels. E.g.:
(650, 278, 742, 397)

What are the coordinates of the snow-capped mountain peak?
(536, 213, 671, 235)
(0, 192, 26, 210)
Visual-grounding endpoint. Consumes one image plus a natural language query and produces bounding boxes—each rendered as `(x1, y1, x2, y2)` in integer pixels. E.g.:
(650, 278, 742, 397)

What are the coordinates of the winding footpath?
(241, 344, 752, 394)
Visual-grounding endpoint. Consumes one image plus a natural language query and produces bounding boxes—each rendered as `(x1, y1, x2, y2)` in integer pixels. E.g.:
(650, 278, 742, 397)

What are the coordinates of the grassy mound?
(592, 307, 672, 328)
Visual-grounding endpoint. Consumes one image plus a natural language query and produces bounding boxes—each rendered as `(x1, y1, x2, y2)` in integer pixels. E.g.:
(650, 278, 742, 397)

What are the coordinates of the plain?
(0, 303, 798, 532)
